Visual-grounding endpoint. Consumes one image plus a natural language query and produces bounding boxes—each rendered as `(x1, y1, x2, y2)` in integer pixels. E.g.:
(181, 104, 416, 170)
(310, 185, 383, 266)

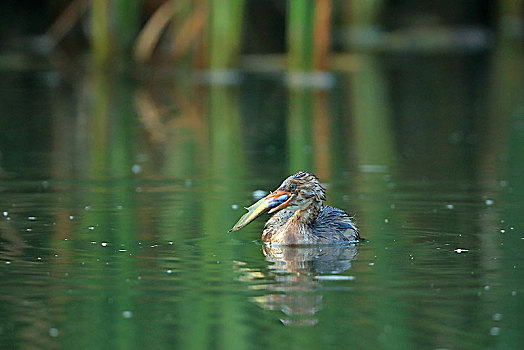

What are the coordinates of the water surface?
(1, 51, 524, 349)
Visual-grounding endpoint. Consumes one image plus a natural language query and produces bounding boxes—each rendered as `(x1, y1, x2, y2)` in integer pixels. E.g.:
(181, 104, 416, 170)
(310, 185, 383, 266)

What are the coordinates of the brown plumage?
(230, 171, 359, 245)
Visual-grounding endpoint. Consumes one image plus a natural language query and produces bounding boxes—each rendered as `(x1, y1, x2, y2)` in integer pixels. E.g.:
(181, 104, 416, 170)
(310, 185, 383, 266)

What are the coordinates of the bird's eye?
(289, 183, 297, 191)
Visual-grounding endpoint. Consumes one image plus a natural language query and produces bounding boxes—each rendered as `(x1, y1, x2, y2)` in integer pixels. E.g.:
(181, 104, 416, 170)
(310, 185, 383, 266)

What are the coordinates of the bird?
(229, 171, 359, 245)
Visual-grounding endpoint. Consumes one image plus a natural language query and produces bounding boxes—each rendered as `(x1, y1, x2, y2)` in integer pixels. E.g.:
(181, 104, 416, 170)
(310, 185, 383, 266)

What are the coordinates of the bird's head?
(267, 171, 326, 213)
(229, 171, 325, 232)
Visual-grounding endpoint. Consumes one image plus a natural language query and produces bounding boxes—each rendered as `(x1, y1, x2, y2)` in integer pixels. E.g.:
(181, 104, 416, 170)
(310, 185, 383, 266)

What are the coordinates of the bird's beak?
(229, 190, 292, 232)
(266, 190, 293, 213)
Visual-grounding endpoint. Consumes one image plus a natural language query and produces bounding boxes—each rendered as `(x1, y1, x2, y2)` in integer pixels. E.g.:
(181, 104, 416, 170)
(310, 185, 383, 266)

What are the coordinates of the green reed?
(114, 0, 143, 56)
(91, 0, 143, 65)
(348, 54, 411, 348)
(288, 87, 314, 172)
(208, 0, 246, 69)
(287, 0, 315, 71)
(91, 0, 110, 66)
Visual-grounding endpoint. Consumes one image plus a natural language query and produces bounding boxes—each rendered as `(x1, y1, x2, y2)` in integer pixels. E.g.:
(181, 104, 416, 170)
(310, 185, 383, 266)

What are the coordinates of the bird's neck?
(291, 201, 322, 226)
(264, 201, 323, 245)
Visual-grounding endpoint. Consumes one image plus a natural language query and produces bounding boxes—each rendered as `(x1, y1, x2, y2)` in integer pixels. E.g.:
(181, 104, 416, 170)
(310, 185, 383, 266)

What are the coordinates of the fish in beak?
(229, 190, 292, 232)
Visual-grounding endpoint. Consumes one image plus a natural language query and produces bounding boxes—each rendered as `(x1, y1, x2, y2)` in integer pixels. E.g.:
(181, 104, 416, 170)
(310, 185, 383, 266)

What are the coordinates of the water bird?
(229, 171, 359, 245)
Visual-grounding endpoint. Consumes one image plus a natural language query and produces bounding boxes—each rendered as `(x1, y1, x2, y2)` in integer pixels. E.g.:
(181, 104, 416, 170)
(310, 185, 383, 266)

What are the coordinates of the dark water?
(1, 50, 524, 350)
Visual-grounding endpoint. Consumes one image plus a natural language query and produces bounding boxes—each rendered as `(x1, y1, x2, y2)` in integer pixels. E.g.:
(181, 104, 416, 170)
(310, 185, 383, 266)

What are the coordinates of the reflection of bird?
(230, 171, 359, 245)
(262, 244, 358, 274)
(250, 244, 358, 326)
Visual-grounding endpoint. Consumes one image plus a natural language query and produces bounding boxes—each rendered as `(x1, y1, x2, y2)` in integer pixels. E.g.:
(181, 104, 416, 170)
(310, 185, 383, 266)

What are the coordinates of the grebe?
(230, 171, 359, 245)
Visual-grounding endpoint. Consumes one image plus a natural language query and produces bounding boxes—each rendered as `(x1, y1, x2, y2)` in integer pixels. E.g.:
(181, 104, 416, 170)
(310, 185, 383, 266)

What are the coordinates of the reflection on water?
(1, 47, 524, 349)
(246, 244, 357, 326)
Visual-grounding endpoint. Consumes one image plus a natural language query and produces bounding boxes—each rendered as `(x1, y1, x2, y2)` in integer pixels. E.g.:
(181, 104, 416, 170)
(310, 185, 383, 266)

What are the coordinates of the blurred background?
(1, 1, 524, 349)
(0, 0, 522, 183)
(0, 0, 522, 178)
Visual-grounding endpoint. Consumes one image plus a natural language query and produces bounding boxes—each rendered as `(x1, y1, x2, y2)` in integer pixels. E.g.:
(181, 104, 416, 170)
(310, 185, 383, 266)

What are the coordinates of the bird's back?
(312, 206, 359, 242)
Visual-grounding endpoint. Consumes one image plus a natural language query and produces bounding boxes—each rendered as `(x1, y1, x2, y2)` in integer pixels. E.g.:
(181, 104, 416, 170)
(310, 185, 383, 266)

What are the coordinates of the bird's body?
(262, 205, 358, 245)
(230, 171, 359, 245)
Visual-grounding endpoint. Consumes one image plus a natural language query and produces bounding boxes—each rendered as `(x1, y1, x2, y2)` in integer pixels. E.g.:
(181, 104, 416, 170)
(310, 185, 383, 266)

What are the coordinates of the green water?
(1, 52, 524, 350)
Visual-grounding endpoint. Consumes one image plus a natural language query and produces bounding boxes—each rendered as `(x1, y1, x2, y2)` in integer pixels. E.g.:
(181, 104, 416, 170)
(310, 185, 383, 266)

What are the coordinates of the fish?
(229, 191, 290, 232)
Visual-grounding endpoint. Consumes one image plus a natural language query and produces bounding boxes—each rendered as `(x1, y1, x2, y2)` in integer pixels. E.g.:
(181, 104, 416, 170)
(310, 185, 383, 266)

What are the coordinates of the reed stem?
(208, 0, 246, 69)
(288, 0, 315, 71)
(91, 0, 110, 66)
(115, 0, 143, 56)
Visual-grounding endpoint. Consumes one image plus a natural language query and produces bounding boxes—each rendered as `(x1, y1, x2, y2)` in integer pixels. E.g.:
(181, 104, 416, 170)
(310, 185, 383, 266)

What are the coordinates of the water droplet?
(37, 257, 42, 261)
(69, 215, 74, 220)
(232, 204, 239, 210)
(484, 285, 490, 291)
(168, 241, 173, 245)
(91, 241, 97, 244)
(384, 218, 389, 223)
(101, 242, 108, 247)
(2, 211, 8, 217)
(253, 190, 267, 200)
(131, 164, 141, 174)
(167, 269, 173, 274)
(26, 228, 32, 232)
(500, 229, 505, 234)
(28, 216, 36, 220)
(88, 226, 95, 230)
(454, 248, 469, 253)
(122, 311, 133, 318)
(490, 327, 500, 336)
(485, 199, 494, 206)
(369, 262, 375, 266)
(85, 206, 91, 211)
(493, 313, 502, 321)
(5, 261, 11, 265)
(49, 328, 59, 337)
(446, 204, 454, 210)
(116, 205, 123, 210)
